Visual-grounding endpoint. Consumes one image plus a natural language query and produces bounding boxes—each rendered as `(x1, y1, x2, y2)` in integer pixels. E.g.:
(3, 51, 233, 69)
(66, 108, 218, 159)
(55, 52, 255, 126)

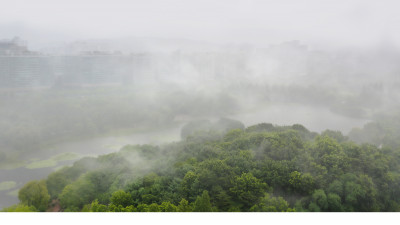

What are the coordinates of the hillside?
(4, 121, 400, 212)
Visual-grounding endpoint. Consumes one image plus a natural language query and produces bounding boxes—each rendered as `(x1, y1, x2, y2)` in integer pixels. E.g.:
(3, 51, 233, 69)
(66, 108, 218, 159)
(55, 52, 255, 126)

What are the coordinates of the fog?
(1, 0, 400, 210)
(2, 0, 400, 49)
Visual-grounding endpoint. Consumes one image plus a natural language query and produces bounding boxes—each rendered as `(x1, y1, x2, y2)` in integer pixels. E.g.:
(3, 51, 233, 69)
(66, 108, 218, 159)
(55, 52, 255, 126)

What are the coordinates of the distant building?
(0, 37, 33, 56)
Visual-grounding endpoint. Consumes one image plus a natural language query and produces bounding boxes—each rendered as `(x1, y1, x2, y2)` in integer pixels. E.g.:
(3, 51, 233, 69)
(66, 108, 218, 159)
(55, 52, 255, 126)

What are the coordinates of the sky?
(1, 0, 400, 49)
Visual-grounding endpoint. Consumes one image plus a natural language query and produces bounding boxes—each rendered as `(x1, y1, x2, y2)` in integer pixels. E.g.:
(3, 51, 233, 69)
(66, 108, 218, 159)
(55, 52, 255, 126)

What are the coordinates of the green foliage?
(246, 123, 275, 133)
(160, 201, 177, 212)
(18, 180, 50, 211)
(196, 159, 233, 192)
(148, 203, 161, 212)
(288, 171, 315, 195)
(11, 122, 400, 212)
(230, 173, 269, 210)
(321, 130, 348, 143)
(327, 193, 343, 211)
(177, 198, 192, 212)
(311, 189, 328, 211)
(86, 199, 108, 212)
(224, 129, 245, 142)
(59, 177, 96, 211)
(46, 158, 95, 199)
(308, 202, 321, 212)
(250, 193, 293, 212)
(46, 171, 71, 199)
(315, 135, 343, 157)
(110, 190, 132, 207)
(2, 204, 37, 212)
(136, 203, 150, 212)
(143, 173, 159, 187)
(193, 190, 213, 212)
(348, 113, 400, 149)
(181, 171, 199, 199)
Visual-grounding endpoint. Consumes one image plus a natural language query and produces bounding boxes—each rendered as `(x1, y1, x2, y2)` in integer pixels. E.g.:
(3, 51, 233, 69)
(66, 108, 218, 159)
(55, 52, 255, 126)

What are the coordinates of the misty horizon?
(1, 0, 400, 50)
(2, 0, 400, 218)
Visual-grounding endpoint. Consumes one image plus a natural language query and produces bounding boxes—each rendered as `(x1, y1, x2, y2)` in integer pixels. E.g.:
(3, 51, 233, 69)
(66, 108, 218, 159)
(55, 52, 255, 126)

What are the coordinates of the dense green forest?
(4, 118, 400, 212)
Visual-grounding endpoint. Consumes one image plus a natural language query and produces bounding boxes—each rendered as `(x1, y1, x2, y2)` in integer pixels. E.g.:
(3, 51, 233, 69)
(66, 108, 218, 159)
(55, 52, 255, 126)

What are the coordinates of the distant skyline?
(1, 0, 400, 49)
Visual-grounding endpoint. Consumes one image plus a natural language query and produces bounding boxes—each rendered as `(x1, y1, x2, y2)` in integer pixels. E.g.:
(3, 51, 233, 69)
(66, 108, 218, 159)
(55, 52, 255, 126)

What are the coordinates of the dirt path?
(47, 199, 62, 212)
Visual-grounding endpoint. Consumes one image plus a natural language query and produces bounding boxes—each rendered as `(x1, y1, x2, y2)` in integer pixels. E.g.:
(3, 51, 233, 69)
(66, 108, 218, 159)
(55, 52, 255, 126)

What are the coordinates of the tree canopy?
(9, 122, 400, 212)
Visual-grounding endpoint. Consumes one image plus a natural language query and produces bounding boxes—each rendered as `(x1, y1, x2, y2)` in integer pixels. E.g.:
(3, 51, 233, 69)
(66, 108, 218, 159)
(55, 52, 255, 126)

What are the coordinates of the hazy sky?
(1, 0, 400, 48)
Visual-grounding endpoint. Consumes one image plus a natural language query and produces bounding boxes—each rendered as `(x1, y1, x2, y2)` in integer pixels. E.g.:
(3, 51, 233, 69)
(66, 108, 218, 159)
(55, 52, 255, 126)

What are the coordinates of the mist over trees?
(2, 39, 400, 212)
(2, 39, 400, 164)
(5, 122, 400, 212)
(2, 0, 400, 215)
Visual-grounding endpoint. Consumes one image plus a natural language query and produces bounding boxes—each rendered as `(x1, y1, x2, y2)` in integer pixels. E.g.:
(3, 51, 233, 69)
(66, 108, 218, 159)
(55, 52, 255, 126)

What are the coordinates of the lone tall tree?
(18, 180, 50, 211)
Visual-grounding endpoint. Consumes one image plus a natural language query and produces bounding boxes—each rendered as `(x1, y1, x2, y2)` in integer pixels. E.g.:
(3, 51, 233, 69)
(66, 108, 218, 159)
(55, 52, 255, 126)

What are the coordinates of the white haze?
(1, 0, 400, 210)
(1, 0, 400, 49)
